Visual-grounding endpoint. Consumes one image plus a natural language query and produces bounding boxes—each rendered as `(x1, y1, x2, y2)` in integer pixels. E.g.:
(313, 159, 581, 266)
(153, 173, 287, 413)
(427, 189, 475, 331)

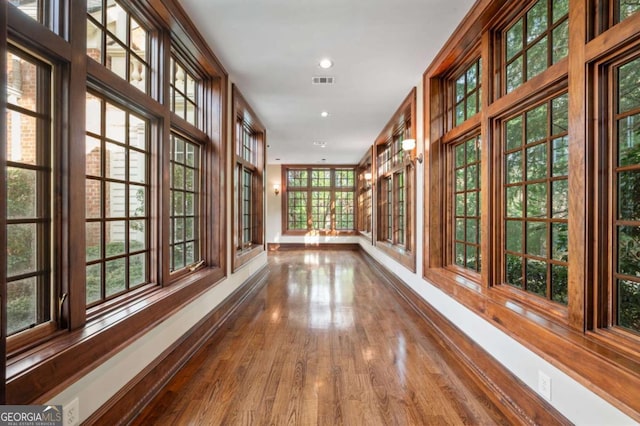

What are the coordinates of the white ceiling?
(179, 0, 476, 165)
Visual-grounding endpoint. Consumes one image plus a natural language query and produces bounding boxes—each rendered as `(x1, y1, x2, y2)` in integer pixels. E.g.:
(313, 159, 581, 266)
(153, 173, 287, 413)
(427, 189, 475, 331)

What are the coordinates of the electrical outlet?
(63, 397, 79, 426)
(538, 370, 552, 401)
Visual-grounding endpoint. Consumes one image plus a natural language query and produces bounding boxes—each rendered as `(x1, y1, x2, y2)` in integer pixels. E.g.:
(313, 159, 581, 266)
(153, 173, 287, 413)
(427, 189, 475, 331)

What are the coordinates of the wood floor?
(133, 250, 512, 425)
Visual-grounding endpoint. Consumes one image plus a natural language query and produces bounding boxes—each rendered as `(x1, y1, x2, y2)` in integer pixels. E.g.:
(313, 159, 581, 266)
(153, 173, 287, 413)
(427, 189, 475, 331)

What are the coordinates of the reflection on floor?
(133, 250, 511, 425)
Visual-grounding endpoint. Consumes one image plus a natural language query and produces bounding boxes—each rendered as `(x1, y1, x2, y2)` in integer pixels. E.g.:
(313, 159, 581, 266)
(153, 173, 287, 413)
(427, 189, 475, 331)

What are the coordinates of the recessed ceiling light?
(319, 58, 333, 69)
(321, 111, 329, 117)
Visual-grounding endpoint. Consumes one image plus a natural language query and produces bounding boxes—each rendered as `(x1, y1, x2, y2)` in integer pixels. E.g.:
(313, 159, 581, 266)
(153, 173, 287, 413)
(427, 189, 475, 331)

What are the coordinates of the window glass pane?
(452, 59, 481, 127)
(551, 265, 568, 304)
(5, 48, 53, 336)
(506, 19, 523, 61)
(619, 171, 640, 220)
(552, 21, 569, 64)
(618, 57, 640, 114)
(453, 136, 481, 272)
(287, 191, 307, 230)
(618, 114, 640, 167)
(618, 280, 640, 333)
(171, 55, 200, 127)
(503, 94, 568, 303)
(526, 144, 547, 180)
(170, 135, 201, 272)
(87, 0, 150, 93)
(618, 0, 640, 22)
(526, 37, 547, 80)
(506, 220, 523, 253)
(86, 94, 151, 305)
(504, 1, 567, 93)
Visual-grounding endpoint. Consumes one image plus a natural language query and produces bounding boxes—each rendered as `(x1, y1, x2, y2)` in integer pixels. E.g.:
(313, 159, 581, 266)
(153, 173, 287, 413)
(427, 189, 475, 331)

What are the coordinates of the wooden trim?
(373, 88, 417, 271)
(85, 265, 269, 425)
(142, 0, 227, 79)
(361, 251, 570, 425)
(267, 243, 359, 252)
(231, 85, 266, 272)
(6, 267, 225, 404)
(0, 0, 7, 405)
(567, 0, 588, 331)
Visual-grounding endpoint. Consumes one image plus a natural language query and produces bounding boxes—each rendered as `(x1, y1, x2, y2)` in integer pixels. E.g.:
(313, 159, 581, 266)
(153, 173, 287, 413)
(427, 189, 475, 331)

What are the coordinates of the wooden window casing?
(425, 0, 640, 419)
(169, 134, 202, 273)
(502, 0, 568, 94)
(87, 0, 151, 94)
(232, 86, 265, 271)
(1, 0, 227, 405)
(85, 91, 152, 307)
(374, 88, 417, 271)
(356, 148, 373, 237)
(451, 134, 482, 275)
(5, 46, 55, 345)
(282, 167, 356, 235)
(170, 55, 200, 128)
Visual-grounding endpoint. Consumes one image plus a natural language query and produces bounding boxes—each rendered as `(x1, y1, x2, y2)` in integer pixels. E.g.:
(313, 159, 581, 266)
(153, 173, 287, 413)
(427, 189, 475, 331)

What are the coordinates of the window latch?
(58, 293, 68, 319)
(189, 260, 205, 272)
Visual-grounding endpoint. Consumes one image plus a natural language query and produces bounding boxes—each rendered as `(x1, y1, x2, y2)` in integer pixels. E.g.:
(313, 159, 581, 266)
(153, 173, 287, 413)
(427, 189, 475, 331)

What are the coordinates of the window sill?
(375, 241, 415, 272)
(423, 266, 640, 421)
(233, 244, 264, 271)
(282, 230, 357, 237)
(6, 265, 225, 404)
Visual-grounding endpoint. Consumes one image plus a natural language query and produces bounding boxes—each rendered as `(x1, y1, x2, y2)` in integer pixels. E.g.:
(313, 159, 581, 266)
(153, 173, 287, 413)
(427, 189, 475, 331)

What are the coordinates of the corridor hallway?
(133, 250, 514, 425)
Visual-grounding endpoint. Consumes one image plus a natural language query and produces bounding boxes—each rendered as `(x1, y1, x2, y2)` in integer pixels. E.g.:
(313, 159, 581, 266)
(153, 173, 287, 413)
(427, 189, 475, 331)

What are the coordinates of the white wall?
(265, 163, 361, 246)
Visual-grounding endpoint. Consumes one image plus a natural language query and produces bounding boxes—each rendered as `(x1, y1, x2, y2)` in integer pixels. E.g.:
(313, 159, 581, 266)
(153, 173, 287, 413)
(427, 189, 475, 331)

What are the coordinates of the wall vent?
(312, 76, 335, 85)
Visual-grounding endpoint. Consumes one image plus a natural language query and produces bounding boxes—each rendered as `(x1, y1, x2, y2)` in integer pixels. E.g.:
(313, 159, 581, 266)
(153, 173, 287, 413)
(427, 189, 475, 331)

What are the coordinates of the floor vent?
(312, 76, 335, 85)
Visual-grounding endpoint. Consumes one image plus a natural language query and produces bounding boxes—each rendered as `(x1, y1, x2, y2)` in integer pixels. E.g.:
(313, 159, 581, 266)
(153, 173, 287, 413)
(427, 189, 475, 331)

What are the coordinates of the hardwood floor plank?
(132, 250, 527, 425)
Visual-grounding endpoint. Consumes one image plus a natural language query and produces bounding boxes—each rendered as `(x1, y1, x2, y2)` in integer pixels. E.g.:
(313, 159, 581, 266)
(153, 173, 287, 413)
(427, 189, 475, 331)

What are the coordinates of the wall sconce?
(402, 138, 423, 164)
(363, 172, 373, 189)
(273, 184, 280, 196)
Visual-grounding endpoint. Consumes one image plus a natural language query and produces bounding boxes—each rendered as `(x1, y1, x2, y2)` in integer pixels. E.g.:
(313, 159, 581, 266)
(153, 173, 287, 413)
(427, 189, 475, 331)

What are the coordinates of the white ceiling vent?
(312, 76, 335, 85)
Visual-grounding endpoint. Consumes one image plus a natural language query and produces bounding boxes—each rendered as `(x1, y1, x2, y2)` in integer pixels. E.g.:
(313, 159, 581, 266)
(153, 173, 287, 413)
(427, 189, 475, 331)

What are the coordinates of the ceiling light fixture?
(319, 58, 333, 69)
(321, 111, 329, 117)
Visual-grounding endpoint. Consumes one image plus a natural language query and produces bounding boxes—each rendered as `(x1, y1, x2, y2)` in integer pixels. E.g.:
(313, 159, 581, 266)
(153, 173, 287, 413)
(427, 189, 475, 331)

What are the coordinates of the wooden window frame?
(231, 85, 265, 271)
(84, 90, 154, 309)
(281, 166, 357, 236)
(86, 0, 153, 95)
(424, 0, 640, 419)
(500, 0, 569, 95)
(374, 88, 417, 272)
(1, 0, 228, 405)
(169, 52, 201, 128)
(5, 44, 57, 349)
(452, 57, 482, 129)
(448, 133, 482, 278)
(356, 148, 373, 239)
(168, 133, 203, 274)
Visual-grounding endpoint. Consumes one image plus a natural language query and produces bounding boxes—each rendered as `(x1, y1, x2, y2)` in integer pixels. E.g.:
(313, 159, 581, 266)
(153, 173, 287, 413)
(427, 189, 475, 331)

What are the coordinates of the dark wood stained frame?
(281, 165, 358, 236)
(424, 0, 640, 420)
(373, 88, 417, 272)
(2, 0, 228, 404)
(356, 147, 374, 242)
(0, 0, 7, 405)
(231, 85, 266, 271)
